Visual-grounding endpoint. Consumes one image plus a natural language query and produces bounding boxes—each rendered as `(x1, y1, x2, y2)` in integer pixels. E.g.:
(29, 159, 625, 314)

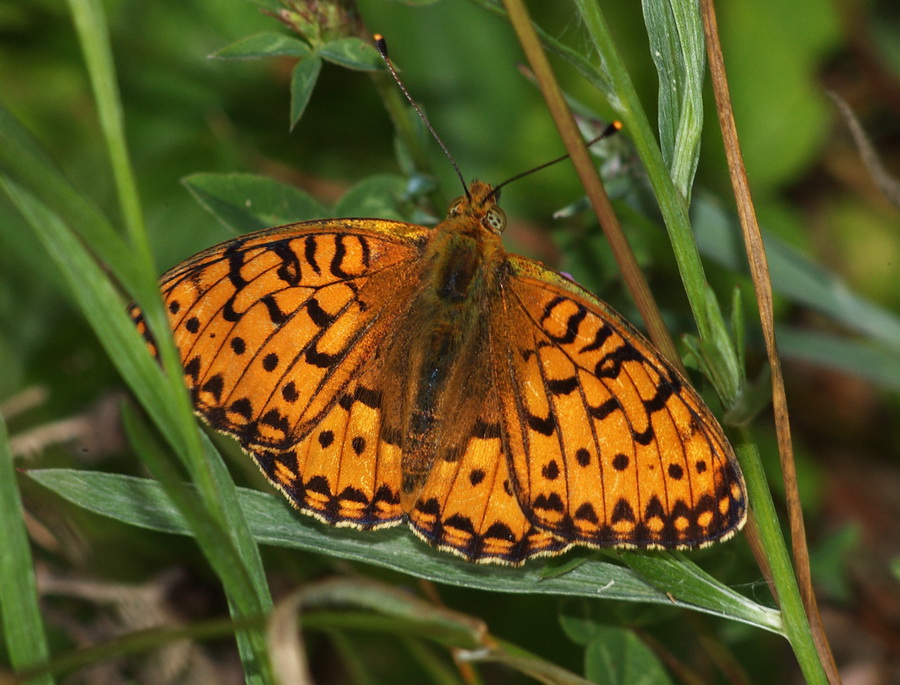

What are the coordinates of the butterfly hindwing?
(253, 366, 405, 529)
(406, 397, 570, 564)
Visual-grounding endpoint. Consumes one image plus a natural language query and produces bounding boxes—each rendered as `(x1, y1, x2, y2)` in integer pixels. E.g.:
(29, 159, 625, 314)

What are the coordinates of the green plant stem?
(698, 0, 837, 680)
(737, 434, 826, 684)
(572, 0, 712, 342)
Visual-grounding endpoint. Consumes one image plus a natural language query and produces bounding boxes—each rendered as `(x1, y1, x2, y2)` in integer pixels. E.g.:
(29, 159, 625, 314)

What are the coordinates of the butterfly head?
(448, 180, 507, 235)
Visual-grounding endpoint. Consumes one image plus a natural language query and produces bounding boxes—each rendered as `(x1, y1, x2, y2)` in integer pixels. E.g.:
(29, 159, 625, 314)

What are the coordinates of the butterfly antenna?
(489, 120, 623, 201)
(374, 34, 469, 200)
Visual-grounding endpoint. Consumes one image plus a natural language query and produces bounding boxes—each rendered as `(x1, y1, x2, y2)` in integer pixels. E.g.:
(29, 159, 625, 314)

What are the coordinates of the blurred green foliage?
(1, 0, 898, 683)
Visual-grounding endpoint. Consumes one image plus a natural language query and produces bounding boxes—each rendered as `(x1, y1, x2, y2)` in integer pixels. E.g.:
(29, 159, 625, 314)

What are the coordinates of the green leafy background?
(1, 0, 898, 683)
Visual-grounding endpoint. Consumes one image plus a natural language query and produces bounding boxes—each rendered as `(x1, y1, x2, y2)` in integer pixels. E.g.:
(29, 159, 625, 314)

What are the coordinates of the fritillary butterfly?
(128, 180, 747, 565)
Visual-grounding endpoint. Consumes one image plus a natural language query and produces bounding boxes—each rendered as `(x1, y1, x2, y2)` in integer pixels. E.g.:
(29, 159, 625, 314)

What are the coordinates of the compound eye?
(483, 205, 506, 233)
(448, 196, 467, 216)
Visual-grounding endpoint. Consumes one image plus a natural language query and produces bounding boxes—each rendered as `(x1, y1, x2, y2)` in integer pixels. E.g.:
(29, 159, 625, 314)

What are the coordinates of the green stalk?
(572, 0, 712, 341)
(737, 436, 826, 683)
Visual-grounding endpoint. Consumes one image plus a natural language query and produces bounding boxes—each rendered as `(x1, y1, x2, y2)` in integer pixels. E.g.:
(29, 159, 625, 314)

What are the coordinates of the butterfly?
(128, 179, 747, 565)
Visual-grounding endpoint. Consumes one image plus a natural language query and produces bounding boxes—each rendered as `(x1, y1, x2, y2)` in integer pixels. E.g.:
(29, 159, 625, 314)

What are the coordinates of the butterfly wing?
(408, 380, 571, 565)
(496, 256, 747, 550)
(129, 219, 430, 528)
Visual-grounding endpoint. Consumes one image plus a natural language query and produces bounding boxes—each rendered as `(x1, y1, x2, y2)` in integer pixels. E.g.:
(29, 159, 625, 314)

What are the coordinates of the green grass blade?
(120, 406, 273, 684)
(693, 192, 900, 352)
(778, 328, 900, 391)
(0, 416, 55, 684)
(66, 0, 148, 257)
(0, 179, 274, 684)
(572, 0, 712, 339)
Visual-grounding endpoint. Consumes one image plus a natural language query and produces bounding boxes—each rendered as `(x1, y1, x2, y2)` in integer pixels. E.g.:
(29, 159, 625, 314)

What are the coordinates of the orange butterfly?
(129, 179, 746, 565)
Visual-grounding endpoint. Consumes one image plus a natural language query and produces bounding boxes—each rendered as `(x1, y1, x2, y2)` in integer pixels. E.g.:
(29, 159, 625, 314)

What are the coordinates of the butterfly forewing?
(130, 219, 428, 528)
(498, 256, 747, 549)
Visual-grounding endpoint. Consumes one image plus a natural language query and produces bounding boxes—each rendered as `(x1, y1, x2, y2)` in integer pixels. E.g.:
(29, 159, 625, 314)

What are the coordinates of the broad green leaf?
(182, 172, 327, 233)
(332, 174, 409, 220)
(319, 37, 384, 71)
(29, 468, 783, 634)
(212, 32, 312, 60)
(584, 625, 672, 685)
(290, 57, 322, 129)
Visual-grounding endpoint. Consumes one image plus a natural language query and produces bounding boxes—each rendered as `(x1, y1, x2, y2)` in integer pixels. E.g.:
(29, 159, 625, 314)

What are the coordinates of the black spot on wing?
(261, 409, 289, 434)
(579, 323, 612, 353)
(533, 492, 564, 513)
(540, 296, 587, 344)
(667, 463, 684, 480)
(644, 380, 678, 414)
(574, 502, 598, 524)
(272, 242, 302, 285)
(547, 376, 578, 395)
(306, 297, 334, 328)
(595, 343, 644, 379)
(330, 234, 352, 278)
(202, 375, 224, 402)
(444, 513, 475, 535)
(611, 498, 635, 523)
(355, 386, 382, 409)
(281, 382, 298, 403)
(575, 448, 591, 467)
(304, 236, 320, 274)
(542, 460, 560, 481)
(527, 413, 556, 436)
(229, 398, 253, 420)
(261, 294, 287, 325)
(589, 398, 619, 420)
(473, 419, 501, 439)
(184, 356, 201, 382)
(633, 426, 655, 446)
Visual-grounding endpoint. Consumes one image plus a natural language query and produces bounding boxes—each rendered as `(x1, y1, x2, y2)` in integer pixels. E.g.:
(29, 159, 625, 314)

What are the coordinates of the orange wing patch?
(408, 403, 569, 563)
(255, 370, 404, 528)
